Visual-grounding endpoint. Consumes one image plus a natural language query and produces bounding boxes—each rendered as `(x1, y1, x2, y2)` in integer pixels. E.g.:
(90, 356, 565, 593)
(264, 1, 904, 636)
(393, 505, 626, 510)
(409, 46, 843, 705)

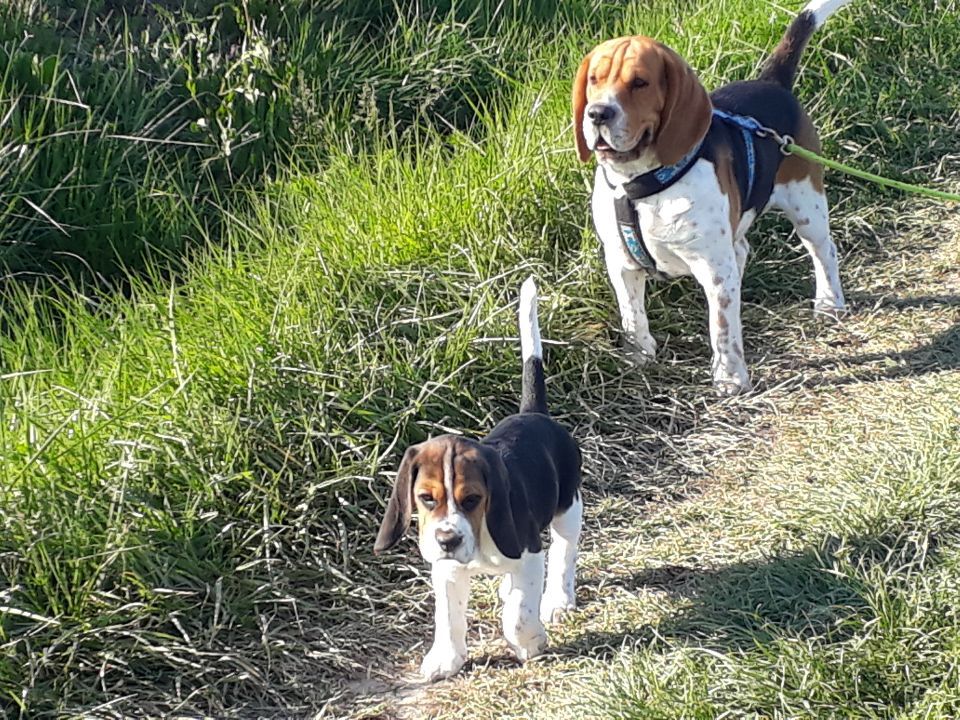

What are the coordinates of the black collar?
(600, 138, 705, 200)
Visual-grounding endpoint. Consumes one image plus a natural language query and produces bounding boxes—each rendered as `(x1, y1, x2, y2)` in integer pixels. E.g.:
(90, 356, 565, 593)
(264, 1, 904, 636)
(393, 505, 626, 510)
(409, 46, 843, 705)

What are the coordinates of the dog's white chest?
(591, 160, 733, 278)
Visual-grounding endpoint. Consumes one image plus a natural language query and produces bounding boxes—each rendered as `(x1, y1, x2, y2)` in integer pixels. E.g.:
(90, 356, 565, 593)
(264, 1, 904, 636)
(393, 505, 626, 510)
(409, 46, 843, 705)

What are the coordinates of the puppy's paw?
(540, 591, 576, 625)
(420, 643, 467, 682)
(507, 625, 548, 662)
(711, 355, 751, 396)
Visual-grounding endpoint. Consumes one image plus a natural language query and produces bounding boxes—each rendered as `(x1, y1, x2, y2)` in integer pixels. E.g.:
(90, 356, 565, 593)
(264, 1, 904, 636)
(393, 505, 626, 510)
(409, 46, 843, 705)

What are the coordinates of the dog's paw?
(625, 333, 657, 366)
(420, 643, 467, 682)
(540, 593, 576, 625)
(713, 374, 752, 397)
(813, 298, 847, 319)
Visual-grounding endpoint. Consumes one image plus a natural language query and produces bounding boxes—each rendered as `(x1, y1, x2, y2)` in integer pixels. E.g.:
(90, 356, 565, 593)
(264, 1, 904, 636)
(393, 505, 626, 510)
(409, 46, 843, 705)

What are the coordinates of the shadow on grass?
(548, 525, 946, 663)
(789, 304, 960, 388)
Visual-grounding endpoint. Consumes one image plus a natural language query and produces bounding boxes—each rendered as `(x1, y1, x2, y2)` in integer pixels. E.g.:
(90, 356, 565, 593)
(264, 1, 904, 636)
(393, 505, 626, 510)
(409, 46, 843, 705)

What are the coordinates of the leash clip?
(778, 134, 795, 156)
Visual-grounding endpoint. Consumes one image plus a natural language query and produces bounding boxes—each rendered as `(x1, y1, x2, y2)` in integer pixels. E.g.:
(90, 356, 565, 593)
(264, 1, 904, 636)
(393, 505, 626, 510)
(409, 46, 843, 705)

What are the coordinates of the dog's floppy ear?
(479, 447, 524, 559)
(374, 444, 420, 554)
(572, 51, 594, 163)
(654, 43, 712, 167)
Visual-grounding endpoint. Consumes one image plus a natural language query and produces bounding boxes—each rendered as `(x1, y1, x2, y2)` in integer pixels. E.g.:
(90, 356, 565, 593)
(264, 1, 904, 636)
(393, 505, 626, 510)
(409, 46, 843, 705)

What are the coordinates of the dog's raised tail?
(758, 0, 853, 90)
(519, 276, 548, 414)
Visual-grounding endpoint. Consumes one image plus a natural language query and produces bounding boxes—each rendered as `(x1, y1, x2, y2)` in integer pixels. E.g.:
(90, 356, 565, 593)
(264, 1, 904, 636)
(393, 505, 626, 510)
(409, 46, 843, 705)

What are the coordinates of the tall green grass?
(0, 0, 612, 276)
(1, 0, 958, 715)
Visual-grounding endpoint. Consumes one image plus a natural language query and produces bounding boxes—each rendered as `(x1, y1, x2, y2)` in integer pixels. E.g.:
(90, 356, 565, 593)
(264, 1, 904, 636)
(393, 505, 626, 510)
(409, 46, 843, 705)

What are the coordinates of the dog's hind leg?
(770, 175, 846, 316)
(540, 492, 583, 625)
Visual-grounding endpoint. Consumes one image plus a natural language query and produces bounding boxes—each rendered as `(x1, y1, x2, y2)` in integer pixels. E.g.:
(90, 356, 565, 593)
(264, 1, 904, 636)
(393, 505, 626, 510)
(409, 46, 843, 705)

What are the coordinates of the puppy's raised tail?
(758, 0, 853, 90)
(519, 276, 548, 415)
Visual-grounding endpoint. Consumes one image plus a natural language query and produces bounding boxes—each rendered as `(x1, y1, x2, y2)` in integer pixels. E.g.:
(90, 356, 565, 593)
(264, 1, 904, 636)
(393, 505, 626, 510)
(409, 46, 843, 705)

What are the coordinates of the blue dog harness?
(604, 108, 771, 277)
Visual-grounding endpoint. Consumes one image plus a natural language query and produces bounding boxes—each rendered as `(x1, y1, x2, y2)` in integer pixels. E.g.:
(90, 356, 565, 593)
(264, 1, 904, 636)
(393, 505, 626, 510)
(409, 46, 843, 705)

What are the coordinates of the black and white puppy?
(374, 277, 583, 682)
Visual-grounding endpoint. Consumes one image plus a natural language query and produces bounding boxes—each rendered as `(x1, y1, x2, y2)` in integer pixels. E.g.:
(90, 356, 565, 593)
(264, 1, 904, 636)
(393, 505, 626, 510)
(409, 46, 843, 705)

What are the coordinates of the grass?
(0, 0, 608, 276)
(1, 0, 959, 717)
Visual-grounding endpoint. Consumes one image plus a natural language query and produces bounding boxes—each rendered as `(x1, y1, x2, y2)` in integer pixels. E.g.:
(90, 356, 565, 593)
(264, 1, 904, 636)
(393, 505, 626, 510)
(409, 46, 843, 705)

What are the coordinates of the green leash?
(785, 143, 960, 203)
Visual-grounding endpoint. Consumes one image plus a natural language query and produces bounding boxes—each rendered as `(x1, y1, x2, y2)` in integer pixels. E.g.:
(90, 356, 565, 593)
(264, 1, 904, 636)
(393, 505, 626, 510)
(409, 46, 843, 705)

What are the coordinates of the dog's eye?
(631, 77, 649, 89)
(459, 495, 482, 512)
(588, 74, 598, 85)
(418, 494, 437, 509)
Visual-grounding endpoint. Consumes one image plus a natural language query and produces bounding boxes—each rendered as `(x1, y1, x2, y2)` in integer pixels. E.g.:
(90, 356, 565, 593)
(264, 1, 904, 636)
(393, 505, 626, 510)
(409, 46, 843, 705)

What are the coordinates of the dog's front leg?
(501, 552, 548, 661)
(421, 561, 470, 681)
(606, 260, 658, 365)
(594, 181, 658, 364)
(689, 255, 751, 395)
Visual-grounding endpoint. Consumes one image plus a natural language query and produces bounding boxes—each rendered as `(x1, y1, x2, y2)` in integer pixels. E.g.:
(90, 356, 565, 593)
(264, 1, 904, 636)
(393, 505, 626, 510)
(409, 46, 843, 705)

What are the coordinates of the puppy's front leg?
(421, 561, 470, 681)
(501, 552, 548, 661)
(688, 255, 751, 395)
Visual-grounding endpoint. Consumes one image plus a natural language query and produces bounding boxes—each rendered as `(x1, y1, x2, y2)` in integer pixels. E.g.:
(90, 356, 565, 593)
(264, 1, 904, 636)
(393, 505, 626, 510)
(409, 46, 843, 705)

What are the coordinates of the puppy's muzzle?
(435, 528, 463, 553)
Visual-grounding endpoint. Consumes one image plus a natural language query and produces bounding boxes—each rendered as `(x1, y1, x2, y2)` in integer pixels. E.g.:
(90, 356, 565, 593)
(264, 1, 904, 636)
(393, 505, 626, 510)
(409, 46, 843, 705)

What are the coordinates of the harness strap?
(712, 109, 760, 202)
(613, 194, 662, 277)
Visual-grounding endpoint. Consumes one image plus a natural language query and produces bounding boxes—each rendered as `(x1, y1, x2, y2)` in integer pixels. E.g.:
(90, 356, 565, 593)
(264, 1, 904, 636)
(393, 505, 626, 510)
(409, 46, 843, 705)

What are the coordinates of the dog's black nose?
(587, 103, 615, 124)
(436, 529, 463, 552)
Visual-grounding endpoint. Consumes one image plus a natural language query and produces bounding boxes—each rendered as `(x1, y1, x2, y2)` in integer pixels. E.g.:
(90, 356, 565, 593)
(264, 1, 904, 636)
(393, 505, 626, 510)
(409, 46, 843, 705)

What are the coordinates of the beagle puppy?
(574, 0, 852, 394)
(374, 277, 582, 682)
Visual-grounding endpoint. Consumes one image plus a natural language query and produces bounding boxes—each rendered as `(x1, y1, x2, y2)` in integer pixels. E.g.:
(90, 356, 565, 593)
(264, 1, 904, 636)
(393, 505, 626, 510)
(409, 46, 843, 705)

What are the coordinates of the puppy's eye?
(418, 494, 437, 509)
(631, 77, 649, 89)
(588, 74, 598, 85)
(459, 495, 482, 512)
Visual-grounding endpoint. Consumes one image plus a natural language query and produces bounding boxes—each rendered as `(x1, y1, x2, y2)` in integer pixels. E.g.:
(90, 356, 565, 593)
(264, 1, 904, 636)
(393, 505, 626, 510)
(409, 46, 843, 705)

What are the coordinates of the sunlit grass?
(1, 0, 959, 715)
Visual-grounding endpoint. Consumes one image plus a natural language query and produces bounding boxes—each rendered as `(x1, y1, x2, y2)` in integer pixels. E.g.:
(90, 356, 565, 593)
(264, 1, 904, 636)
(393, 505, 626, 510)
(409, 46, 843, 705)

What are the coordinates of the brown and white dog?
(575, 0, 852, 394)
(374, 277, 582, 681)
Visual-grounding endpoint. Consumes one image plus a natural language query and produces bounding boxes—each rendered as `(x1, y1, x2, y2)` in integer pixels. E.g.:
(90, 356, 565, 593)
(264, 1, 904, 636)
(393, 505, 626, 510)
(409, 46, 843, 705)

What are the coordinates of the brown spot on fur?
(717, 312, 729, 329)
(775, 108, 824, 192)
(713, 274, 724, 286)
(719, 294, 731, 309)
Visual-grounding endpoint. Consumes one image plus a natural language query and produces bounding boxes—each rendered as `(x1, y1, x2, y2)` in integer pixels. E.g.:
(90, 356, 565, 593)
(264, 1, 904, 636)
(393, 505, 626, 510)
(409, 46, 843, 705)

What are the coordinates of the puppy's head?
(572, 37, 712, 171)
(374, 436, 522, 564)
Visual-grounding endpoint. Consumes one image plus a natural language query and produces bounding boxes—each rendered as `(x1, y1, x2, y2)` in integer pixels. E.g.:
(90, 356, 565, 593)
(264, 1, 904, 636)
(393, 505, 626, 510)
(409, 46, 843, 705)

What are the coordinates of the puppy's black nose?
(587, 103, 615, 124)
(436, 529, 463, 552)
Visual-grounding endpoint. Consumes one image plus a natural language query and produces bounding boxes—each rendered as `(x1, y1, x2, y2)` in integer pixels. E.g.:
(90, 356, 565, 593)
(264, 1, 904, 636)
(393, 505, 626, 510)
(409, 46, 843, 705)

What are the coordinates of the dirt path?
(326, 199, 960, 719)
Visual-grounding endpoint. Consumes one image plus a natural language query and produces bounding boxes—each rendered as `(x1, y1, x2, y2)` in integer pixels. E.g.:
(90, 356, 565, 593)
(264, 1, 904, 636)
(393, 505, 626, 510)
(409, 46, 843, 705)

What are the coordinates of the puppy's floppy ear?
(374, 444, 420, 554)
(479, 447, 524, 560)
(654, 43, 712, 167)
(572, 52, 594, 163)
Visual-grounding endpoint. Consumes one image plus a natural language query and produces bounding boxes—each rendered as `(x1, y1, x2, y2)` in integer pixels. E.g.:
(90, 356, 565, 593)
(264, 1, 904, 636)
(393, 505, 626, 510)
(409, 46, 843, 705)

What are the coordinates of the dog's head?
(572, 37, 712, 172)
(374, 436, 522, 564)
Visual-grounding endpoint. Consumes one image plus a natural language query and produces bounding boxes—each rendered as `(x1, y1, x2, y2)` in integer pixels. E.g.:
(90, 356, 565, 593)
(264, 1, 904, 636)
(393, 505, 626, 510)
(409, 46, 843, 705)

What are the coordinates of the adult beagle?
(574, 0, 852, 394)
(374, 277, 582, 682)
